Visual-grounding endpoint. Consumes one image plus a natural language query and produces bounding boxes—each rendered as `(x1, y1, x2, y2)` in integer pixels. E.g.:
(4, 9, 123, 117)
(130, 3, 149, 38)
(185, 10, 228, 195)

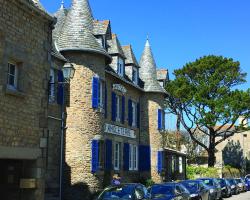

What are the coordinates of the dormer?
(157, 69, 169, 88)
(107, 34, 126, 77)
(93, 20, 112, 50)
(122, 45, 140, 85)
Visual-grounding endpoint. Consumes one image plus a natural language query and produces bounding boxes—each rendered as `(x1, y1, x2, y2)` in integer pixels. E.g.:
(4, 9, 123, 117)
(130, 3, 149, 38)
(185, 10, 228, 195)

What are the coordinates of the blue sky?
(41, 0, 250, 91)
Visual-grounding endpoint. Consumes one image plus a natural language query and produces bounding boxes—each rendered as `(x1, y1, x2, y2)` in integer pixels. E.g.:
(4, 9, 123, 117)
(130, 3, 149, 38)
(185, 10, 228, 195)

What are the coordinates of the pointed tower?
(140, 39, 166, 93)
(57, 0, 110, 59)
(56, 1, 111, 199)
(140, 39, 166, 183)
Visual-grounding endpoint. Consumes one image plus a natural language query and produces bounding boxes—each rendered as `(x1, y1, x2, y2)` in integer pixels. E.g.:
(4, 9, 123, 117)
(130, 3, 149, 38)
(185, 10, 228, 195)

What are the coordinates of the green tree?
(165, 55, 250, 167)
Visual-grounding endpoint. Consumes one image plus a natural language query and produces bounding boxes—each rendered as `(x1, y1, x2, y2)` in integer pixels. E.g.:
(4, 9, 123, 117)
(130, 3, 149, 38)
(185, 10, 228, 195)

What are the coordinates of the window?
(114, 142, 121, 170)
(129, 144, 138, 170)
(7, 62, 18, 90)
(98, 80, 105, 108)
(158, 109, 165, 130)
(49, 68, 56, 103)
(179, 157, 183, 173)
(115, 95, 122, 122)
(117, 57, 124, 77)
(132, 67, 138, 84)
(132, 101, 137, 127)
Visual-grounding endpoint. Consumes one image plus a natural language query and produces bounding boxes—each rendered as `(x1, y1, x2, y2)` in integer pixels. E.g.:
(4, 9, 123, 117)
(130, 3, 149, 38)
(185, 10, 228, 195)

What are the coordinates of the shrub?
(187, 165, 219, 179)
(222, 165, 241, 178)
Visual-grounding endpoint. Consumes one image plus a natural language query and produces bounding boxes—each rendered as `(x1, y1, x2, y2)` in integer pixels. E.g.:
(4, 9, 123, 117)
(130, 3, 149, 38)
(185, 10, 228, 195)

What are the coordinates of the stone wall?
(141, 92, 165, 183)
(0, 0, 53, 199)
(62, 51, 107, 200)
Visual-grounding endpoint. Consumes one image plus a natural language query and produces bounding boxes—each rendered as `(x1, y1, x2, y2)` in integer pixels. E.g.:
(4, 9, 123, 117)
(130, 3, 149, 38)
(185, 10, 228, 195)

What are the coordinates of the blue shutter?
(92, 76, 99, 108)
(91, 140, 99, 173)
(123, 143, 130, 171)
(121, 96, 125, 124)
(104, 84, 107, 118)
(111, 92, 117, 121)
(157, 151, 163, 174)
(139, 145, 151, 171)
(158, 109, 162, 130)
(105, 139, 113, 170)
(57, 70, 64, 105)
(128, 99, 132, 126)
(137, 103, 140, 128)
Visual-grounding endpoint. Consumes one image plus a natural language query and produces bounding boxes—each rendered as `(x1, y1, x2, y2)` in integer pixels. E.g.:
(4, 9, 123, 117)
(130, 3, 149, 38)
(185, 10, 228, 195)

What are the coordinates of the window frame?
(7, 62, 18, 90)
(115, 94, 122, 122)
(98, 140, 105, 170)
(114, 142, 121, 171)
(129, 144, 138, 171)
(117, 57, 125, 77)
(132, 101, 137, 127)
(98, 79, 105, 108)
(179, 157, 183, 173)
(132, 67, 138, 84)
(49, 68, 56, 103)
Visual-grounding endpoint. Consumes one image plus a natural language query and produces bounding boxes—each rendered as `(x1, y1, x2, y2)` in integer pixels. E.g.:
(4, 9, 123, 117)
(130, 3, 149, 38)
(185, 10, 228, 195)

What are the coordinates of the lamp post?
(57, 63, 75, 200)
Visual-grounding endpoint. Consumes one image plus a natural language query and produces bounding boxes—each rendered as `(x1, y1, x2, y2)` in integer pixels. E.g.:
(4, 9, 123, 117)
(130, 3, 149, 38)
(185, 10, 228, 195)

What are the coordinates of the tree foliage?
(165, 55, 250, 166)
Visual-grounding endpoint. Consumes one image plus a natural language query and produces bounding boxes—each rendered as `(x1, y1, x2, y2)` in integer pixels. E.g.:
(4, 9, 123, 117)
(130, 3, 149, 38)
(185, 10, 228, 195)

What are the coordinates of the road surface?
(228, 191, 250, 200)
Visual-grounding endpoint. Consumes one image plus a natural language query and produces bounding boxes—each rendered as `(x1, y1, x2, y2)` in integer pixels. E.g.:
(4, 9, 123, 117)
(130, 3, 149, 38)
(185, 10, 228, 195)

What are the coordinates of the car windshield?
(228, 179, 236, 185)
(181, 182, 198, 193)
(151, 185, 175, 197)
(235, 179, 241, 183)
(98, 185, 134, 200)
(217, 179, 226, 187)
(201, 179, 213, 186)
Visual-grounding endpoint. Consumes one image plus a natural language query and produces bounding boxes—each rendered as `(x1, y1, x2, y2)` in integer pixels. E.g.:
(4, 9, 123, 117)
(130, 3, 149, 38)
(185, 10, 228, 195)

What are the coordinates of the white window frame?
(49, 68, 55, 103)
(116, 95, 121, 122)
(132, 101, 137, 127)
(179, 157, 183, 173)
(114, 142, 121, 170)
(129, 144, 138, 171)
(7, 62, 18, 90)
(98, 80, 104, 108)
(117, 57, 124, 77)
(132, 67, 138, 84)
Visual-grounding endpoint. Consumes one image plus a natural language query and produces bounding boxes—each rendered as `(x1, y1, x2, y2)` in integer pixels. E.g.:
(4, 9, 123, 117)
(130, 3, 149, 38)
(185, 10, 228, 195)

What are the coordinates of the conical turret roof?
(57, 0, 110, 60)
(53, 1, 68, 42)
(139, 39, 166, 94)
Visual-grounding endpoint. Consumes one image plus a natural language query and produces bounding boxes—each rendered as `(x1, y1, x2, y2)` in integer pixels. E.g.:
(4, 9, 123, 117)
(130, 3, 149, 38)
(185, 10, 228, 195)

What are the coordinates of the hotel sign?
(113, 84, 127, 94)
(104, 123, 136, 139)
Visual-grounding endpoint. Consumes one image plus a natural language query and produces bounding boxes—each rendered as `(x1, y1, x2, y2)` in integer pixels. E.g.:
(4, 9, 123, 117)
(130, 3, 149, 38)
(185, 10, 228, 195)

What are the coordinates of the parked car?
(217, 178, 231, 198)
(149, 183, 190, 200)
(97, 183, 150, 200)
(235, 178, 246, 192)
(180, 180, 209, 200)
(197, 178, 222, 200)
(227, 178, 239, 195)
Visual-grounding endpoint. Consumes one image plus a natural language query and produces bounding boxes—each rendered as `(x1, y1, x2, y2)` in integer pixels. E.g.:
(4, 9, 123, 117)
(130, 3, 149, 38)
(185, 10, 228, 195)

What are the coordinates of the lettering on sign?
(104, 123, 136, 138)
(113, 84, 127, 94)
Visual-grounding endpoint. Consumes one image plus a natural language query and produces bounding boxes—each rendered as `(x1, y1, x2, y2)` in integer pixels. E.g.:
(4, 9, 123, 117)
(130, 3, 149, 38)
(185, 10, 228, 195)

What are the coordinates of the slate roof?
(93, 20, 111, 39)
(122, 45, 139, 67)
(53, 3, 68, 42)
(107, 34, 126, 58)
(57, 0, 111, 61)
(139, 39, 166, 94)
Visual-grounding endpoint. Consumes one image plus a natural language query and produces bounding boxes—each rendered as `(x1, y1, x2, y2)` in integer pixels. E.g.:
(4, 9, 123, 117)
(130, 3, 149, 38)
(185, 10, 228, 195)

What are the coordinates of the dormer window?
(117, 57, 124, 77)
(132, 67, 138, 85)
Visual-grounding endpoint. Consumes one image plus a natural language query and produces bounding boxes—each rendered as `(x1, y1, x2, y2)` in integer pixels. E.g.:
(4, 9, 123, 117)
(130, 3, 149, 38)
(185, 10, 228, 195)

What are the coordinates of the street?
(228, 192, 250, 200)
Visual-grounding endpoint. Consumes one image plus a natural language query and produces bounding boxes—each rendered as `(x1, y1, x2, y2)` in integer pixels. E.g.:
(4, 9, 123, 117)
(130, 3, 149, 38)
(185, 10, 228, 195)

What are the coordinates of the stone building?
(51, 0, 169, 199)
(0, 0, 55, 199)
(0, 0, 180, 200)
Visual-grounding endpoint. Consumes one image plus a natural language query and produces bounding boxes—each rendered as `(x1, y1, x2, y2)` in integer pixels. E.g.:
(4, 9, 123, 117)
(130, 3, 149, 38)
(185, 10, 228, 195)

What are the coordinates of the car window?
(135, 186, 144, 200)
(179, 184, 188, 193)
(176, 185, 182, 194)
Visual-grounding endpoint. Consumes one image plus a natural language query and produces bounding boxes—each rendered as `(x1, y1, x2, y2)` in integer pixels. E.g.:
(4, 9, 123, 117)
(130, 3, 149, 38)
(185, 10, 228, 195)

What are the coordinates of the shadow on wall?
(64, 163, 95, 200)
(222, 140, 244, 169)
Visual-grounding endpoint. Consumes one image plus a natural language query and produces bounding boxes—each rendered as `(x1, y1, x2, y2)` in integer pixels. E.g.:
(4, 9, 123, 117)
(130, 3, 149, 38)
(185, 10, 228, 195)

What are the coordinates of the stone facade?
(0, 0, 54, 199)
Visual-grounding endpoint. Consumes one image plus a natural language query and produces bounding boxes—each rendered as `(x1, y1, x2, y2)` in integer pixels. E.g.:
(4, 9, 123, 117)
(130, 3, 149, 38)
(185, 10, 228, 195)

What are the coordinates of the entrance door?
(0, 159, 23, 200)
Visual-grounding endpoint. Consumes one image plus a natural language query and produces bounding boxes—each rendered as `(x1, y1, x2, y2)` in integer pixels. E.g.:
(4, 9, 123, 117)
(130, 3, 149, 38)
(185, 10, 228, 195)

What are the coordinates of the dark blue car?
(149, 183, 190, 200)
(180, 180, 209, 200)
(197, 178, 221, 200)
(97, 183, 150, 200)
